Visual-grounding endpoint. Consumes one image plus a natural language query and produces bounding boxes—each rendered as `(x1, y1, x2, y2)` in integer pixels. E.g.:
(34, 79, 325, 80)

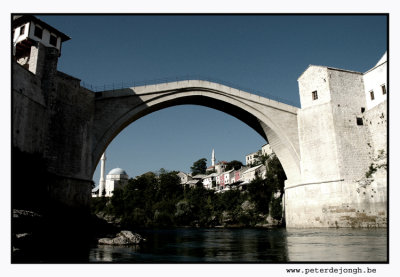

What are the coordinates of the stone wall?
(44, 71, 95, 180)
(288, 64, 387, 228)
(12, 62, 47, 154)
(363, 101, 387, 158)
(328, 68, 371, 182)
(285, 179, 386, 228)
(12, 43, 95, 212)
(297, 103, 341, 182)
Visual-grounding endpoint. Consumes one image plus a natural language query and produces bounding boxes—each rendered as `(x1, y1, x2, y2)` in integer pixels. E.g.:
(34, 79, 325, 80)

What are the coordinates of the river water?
(89, 228, 387, 263)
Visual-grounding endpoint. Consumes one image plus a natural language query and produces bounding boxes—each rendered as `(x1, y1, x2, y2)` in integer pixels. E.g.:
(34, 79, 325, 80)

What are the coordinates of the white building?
(177, 171, 192, 185)
(261, 143, 274, 157)
(104, 168, 129, 197)
(241, 164, 266, 184)
(202, 172, 218, 190)
(186, 179, 202, 188)
(224, 169, 235, 186)
(245, 151, 259, 166)
(363, 52, 387, 110)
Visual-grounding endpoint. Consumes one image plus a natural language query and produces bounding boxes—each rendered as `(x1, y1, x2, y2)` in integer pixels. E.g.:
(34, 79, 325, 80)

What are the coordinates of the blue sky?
(37, 15, 387, 184)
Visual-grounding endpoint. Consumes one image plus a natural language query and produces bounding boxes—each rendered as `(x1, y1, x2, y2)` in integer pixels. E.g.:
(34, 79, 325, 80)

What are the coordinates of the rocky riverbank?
(11, 208, 127, 262)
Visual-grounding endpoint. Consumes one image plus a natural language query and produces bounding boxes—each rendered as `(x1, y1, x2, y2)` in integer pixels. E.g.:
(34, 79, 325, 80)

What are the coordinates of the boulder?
(98, 230, 145, 245)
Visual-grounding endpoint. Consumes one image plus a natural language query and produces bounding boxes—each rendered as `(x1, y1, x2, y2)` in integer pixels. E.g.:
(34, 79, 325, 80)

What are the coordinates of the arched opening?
(91, 103, 287, 229)
(92, 103, 267, 182)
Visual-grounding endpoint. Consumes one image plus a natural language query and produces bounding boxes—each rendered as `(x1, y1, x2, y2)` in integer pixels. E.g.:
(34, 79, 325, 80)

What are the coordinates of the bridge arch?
(92, 80, 300, 184)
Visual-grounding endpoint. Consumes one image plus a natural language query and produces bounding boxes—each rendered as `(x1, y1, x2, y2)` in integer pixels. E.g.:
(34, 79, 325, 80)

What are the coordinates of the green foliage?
(247, 176, 272, 214)
(270, 197, 283, 220)
(91, 197, 109, 214)
(247, 155, 285, 217)
(365, 163, 377, 178)
(174, 200, 193, 225)
(225, 160, 243, 171)
(258, 153, 270, 166)
(266, 155, 286, 192)
(191, 158, 207, 175)
(91, 154, 287, 228)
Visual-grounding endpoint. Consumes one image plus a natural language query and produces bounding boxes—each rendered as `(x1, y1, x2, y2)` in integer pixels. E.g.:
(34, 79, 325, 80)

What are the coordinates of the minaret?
(212, 149, 215, 167)
(99, 151, 106, 195)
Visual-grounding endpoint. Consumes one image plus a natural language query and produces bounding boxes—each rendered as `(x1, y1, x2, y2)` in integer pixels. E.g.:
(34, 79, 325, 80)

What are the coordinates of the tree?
(247, 176, 272, 214)
(225, 160, 243, 171)
(157, 170, 183, 201)
(247, 155, 286, 216)
(190, 158, 207, 175)
(266, 155, 286, 192)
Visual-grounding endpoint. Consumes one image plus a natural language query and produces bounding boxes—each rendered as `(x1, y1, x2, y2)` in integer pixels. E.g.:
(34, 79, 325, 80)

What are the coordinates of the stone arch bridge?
(13, 57, 386, 228)
(92, 80, 300, 183)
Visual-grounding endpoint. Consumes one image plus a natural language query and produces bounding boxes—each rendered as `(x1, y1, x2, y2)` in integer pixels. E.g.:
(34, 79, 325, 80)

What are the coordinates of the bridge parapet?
(96, 80, 299, 114)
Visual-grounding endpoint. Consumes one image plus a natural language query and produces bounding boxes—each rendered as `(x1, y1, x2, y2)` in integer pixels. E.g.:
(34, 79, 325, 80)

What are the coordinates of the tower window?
(49, 34, 57, 46)
(20, 25, 25, 35)
(34, 25, 43, 39)
(312, 91, 318, 100)
(370, 90, 375, 101)
(381, 84, 386, 95)
(356, 117, 364, 126)
(361, 107, 365, 113)
(312, 90, 318, 100)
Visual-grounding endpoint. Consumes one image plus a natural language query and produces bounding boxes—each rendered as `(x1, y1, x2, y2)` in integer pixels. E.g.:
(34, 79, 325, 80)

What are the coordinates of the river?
(89, 228, 387, 262)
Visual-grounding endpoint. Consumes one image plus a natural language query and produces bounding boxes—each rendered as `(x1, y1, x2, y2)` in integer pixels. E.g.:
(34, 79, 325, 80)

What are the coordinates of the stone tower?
(212, 149, 215, 167)
(12, 15, 70, 80)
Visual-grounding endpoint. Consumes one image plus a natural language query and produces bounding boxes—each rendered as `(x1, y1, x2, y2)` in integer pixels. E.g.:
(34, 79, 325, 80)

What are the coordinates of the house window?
(370, 90, 375, 101)
(356, 117, 363, 126)
(381, 84, 386, 95)
(49, 34, 57, 46)
(312, 91, 318, 100)
(20, 25, 25, 35)
(34, 25, 43, 39)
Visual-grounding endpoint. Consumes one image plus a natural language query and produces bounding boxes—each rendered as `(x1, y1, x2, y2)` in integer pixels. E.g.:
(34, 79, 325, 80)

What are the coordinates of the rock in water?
(98, 230, 145, 245)
(117, 230, 144, 244)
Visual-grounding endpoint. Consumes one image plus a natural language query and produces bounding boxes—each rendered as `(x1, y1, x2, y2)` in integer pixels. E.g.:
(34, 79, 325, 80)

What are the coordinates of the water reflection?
(91, 245, 139, 262)
(89, 228, 386, 263)
(285, 228, 387, 262)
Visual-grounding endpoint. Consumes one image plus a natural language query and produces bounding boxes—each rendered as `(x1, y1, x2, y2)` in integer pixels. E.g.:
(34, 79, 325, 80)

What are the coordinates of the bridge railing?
(81, 75, 298, 106)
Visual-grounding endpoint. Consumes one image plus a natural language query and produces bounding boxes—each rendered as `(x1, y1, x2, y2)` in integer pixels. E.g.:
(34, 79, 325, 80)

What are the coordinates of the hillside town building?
(178, 146, 274, 192)
(242, 164, 266, 184)
(245, 151, 259, 166)
(261, 144, 274, 157)
(203, 173, 218, 189)
(177, 171, 192, 184)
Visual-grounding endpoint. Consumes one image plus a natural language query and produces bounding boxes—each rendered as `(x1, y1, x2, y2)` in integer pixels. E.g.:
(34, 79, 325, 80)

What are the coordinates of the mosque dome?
(108, 168, 127, 175)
